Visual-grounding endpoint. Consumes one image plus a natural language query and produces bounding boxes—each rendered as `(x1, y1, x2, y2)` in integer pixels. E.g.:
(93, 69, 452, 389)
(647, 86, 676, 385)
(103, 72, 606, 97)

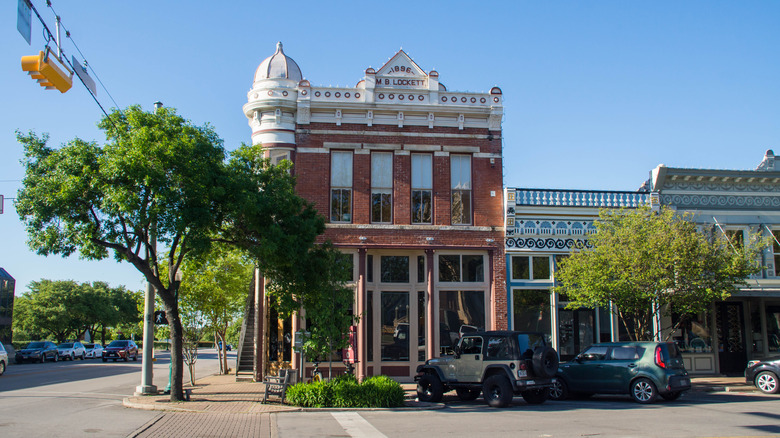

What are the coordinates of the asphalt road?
(0, 348, 228, 437)
(275, 391, 780, 438)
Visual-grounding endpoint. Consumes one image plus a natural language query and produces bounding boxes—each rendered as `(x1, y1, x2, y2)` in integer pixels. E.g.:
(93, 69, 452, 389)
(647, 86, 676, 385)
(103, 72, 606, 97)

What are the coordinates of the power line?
(24, 0, 121, 132)
(45, 1, 121, 111)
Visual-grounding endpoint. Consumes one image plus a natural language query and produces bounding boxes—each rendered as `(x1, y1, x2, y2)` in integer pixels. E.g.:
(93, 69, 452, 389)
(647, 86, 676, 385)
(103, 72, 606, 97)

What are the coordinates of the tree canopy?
(178, 242, 253, 374)
(13, 280, 139, 343)
(554, 207, 766, 341)
(16, 105, 347, 400)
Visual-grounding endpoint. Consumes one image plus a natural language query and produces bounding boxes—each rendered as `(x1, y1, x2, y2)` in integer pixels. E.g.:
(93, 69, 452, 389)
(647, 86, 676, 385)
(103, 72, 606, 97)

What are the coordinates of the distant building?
(0, 268, 16, 344)
(239, 43, 505, 382)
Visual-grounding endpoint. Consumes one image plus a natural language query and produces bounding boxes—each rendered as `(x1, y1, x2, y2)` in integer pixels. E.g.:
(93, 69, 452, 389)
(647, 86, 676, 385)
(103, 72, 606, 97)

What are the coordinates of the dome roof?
(254, 42, 302, 83)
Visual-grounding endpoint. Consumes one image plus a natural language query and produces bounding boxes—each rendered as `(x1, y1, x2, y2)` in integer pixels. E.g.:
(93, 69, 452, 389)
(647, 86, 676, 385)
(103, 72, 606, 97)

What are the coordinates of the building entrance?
(558, 308, 596, 361)
(716, 302, 747, 375)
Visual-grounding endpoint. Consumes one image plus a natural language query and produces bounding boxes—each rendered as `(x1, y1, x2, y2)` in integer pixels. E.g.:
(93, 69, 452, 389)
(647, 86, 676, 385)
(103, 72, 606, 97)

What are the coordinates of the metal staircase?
(235, 283, 256, 382)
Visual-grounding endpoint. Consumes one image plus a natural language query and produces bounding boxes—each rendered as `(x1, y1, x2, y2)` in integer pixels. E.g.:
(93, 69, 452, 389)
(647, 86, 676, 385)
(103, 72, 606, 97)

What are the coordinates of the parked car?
(0, 343, 8, 375)
(550, 341, 691, 404)
(416, 331, 559, 408)
(217, 341, 232, 352)
(84, 343, 104, 359)
(102, 340, 138, 362)
(57, 341, 87, 360)
(745, 357, 780, 394)
(16, 341, 59, 363)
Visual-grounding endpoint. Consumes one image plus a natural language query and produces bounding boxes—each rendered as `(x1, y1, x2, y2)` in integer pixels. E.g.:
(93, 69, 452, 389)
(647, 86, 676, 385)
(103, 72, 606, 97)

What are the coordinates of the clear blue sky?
(1, 1, 778, 295)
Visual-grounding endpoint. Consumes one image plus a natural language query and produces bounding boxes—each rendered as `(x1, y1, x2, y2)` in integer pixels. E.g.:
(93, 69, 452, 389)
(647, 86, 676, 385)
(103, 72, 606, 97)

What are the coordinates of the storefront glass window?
(381, 292, 409, 361)
(418, 291, 426, 361)
(767, 306, 780, 353)
(439, 255, 484, 282)
(417, 256, 425, 283)
(512, 289, 552, 343)
(439, 290, 485, 354)
(511, 256, 530, 280)
(672, 312, 713, 353)
(532, 256, 550, 280)
(366, 292, 373, 360)
(439, 255, 460, 282)
(381, 256, 409, 283)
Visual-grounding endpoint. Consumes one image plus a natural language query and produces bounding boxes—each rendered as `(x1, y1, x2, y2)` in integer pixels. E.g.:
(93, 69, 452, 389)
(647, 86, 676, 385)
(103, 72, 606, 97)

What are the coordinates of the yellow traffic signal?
(21, 48, 73, 93)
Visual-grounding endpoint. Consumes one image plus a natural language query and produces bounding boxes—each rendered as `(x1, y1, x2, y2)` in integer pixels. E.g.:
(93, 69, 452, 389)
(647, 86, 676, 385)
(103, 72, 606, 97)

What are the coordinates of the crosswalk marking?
(331, 412, 388, 438)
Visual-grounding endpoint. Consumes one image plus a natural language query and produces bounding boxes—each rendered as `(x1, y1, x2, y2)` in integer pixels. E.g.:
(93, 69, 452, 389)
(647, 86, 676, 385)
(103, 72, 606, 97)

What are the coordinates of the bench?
(262, 369, 291, 404)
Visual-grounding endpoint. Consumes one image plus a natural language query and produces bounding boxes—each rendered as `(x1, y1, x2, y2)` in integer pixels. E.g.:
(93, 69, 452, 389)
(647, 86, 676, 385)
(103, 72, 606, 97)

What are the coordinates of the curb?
(123, 397, 444, 414)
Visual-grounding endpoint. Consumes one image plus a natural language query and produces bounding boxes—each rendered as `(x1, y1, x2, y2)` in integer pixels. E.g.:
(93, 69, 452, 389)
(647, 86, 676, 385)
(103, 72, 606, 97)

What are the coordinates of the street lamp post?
(134, 101, 164, 397)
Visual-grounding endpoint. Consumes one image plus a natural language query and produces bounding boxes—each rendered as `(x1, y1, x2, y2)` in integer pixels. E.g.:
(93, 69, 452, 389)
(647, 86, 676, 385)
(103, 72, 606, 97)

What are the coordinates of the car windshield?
(27, 342, 45, 348)
(83, 343, 94, 348)
(108, 340, 128, 347)
(58, 343, 73, 348)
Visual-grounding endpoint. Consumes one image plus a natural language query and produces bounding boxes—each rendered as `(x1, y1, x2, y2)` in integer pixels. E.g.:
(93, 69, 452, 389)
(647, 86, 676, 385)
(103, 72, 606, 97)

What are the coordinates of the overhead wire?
(24, 0, 121, 132)
(45, 0, 121, 111)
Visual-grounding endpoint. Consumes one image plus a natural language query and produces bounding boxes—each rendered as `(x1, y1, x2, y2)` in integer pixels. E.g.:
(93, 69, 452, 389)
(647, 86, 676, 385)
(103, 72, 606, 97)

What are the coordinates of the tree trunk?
(164, 302, 185, 402)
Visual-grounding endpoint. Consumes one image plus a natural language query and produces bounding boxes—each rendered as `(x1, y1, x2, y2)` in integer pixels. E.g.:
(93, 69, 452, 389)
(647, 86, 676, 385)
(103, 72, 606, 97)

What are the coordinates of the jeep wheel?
(630, 378, 657, 404)
(532, 346, 559, 378)
(521, 388, 549, 405)
(549, 379, 568, 401)
(455, 388, 481, 401)
(483, 375, 513, 408)
(417, 374, 444, 403)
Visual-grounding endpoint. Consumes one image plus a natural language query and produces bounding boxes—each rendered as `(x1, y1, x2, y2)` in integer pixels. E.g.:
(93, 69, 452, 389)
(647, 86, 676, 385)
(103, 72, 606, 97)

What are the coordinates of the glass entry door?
(558, 308, 596, 361)
(716, 302, 746, 375)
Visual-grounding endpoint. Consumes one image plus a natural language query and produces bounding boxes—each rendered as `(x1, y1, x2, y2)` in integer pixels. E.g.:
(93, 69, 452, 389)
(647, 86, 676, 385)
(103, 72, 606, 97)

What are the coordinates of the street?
(3, 353, 780, 438)
(272, 392, 780, 438)
(0, 348, 226, 437)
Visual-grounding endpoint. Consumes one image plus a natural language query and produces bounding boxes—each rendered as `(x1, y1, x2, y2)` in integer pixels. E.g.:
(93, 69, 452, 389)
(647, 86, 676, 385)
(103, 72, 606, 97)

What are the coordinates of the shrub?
(284, 374, 404, 408)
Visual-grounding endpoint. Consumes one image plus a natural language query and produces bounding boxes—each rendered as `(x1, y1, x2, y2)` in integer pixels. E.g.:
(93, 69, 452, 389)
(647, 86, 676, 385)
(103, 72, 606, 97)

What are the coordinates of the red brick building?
(242, 43, 506, 381)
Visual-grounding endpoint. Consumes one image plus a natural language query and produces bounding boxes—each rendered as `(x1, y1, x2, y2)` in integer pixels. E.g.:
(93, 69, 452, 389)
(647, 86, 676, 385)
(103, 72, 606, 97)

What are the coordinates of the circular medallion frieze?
(335, 92, 341, 98)
(325, 92, 331, 97)
(315, 91, 321, 97)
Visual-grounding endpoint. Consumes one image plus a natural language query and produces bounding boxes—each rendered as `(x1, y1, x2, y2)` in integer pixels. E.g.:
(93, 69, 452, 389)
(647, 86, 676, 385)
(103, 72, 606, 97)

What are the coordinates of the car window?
(460, 336, 483, 355)
(27, 342, 44, 348)
(579, 345, 608, 361)
(59, 343, 73, 348)
(609, 346, 639, 360)
(108, 340, 128, 347)
(485, 336, 511, 359)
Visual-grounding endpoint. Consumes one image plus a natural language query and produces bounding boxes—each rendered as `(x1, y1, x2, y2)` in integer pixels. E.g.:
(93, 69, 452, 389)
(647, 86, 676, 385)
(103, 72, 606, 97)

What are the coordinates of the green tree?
(16, 106, 229, 401)
(178, 243, 252, 374)
(554, 207, 766, 341)
(16, 107, 333, 401)
(11, 280, 139, 343)
(14, 280, 82, 342)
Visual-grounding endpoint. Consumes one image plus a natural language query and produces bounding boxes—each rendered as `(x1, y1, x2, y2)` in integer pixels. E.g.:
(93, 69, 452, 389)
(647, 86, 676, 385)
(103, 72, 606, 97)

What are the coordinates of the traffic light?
(21, 48, 73, 93)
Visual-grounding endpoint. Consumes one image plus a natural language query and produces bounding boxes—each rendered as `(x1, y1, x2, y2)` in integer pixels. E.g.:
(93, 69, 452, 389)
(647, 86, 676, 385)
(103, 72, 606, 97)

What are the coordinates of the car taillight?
(519, 363, 527, 370)
(655, 345, 666, 368)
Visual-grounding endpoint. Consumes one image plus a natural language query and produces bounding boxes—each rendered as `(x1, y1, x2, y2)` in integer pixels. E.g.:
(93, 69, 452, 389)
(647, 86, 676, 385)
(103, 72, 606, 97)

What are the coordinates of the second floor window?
(331, 151, 352, 222)
(371, 152, 392, 223)
(412, 153, 432, 224)
(451, 154, 472, 225)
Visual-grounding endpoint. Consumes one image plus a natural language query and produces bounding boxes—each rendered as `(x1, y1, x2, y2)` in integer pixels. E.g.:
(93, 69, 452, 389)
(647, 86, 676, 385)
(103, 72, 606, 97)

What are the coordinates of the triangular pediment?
(376, 50, 427, 77)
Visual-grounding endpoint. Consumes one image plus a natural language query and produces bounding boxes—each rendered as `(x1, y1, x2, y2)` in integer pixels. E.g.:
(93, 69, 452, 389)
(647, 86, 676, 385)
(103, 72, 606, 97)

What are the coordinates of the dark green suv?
(549, 341, 691, 403)
(415, 331, 559, 408)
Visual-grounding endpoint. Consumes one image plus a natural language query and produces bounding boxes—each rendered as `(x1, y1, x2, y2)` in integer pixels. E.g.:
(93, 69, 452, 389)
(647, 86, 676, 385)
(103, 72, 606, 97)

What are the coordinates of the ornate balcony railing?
(511, 188, 650, 208)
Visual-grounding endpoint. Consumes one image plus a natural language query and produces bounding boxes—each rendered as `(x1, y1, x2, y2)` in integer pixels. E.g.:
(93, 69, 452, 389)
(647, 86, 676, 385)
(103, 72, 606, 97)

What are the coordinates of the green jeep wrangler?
(415, 331, 559, 408)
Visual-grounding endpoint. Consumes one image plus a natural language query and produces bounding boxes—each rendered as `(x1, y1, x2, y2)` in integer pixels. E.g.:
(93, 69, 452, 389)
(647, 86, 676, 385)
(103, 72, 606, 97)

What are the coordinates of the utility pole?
(135, 101, 164, 396)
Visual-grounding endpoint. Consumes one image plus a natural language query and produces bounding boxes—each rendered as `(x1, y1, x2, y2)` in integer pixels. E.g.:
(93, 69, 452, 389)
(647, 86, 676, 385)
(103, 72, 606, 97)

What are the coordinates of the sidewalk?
(123, 374, 756, 414)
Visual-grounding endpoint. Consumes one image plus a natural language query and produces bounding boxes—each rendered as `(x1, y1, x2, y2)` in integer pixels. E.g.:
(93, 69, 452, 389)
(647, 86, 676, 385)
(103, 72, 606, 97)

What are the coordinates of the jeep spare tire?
(532, 346, 559, 378)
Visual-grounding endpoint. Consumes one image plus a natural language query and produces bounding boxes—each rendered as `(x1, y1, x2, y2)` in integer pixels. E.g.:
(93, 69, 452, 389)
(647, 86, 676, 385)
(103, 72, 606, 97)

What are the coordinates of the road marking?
(331, 412, 387, 438)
